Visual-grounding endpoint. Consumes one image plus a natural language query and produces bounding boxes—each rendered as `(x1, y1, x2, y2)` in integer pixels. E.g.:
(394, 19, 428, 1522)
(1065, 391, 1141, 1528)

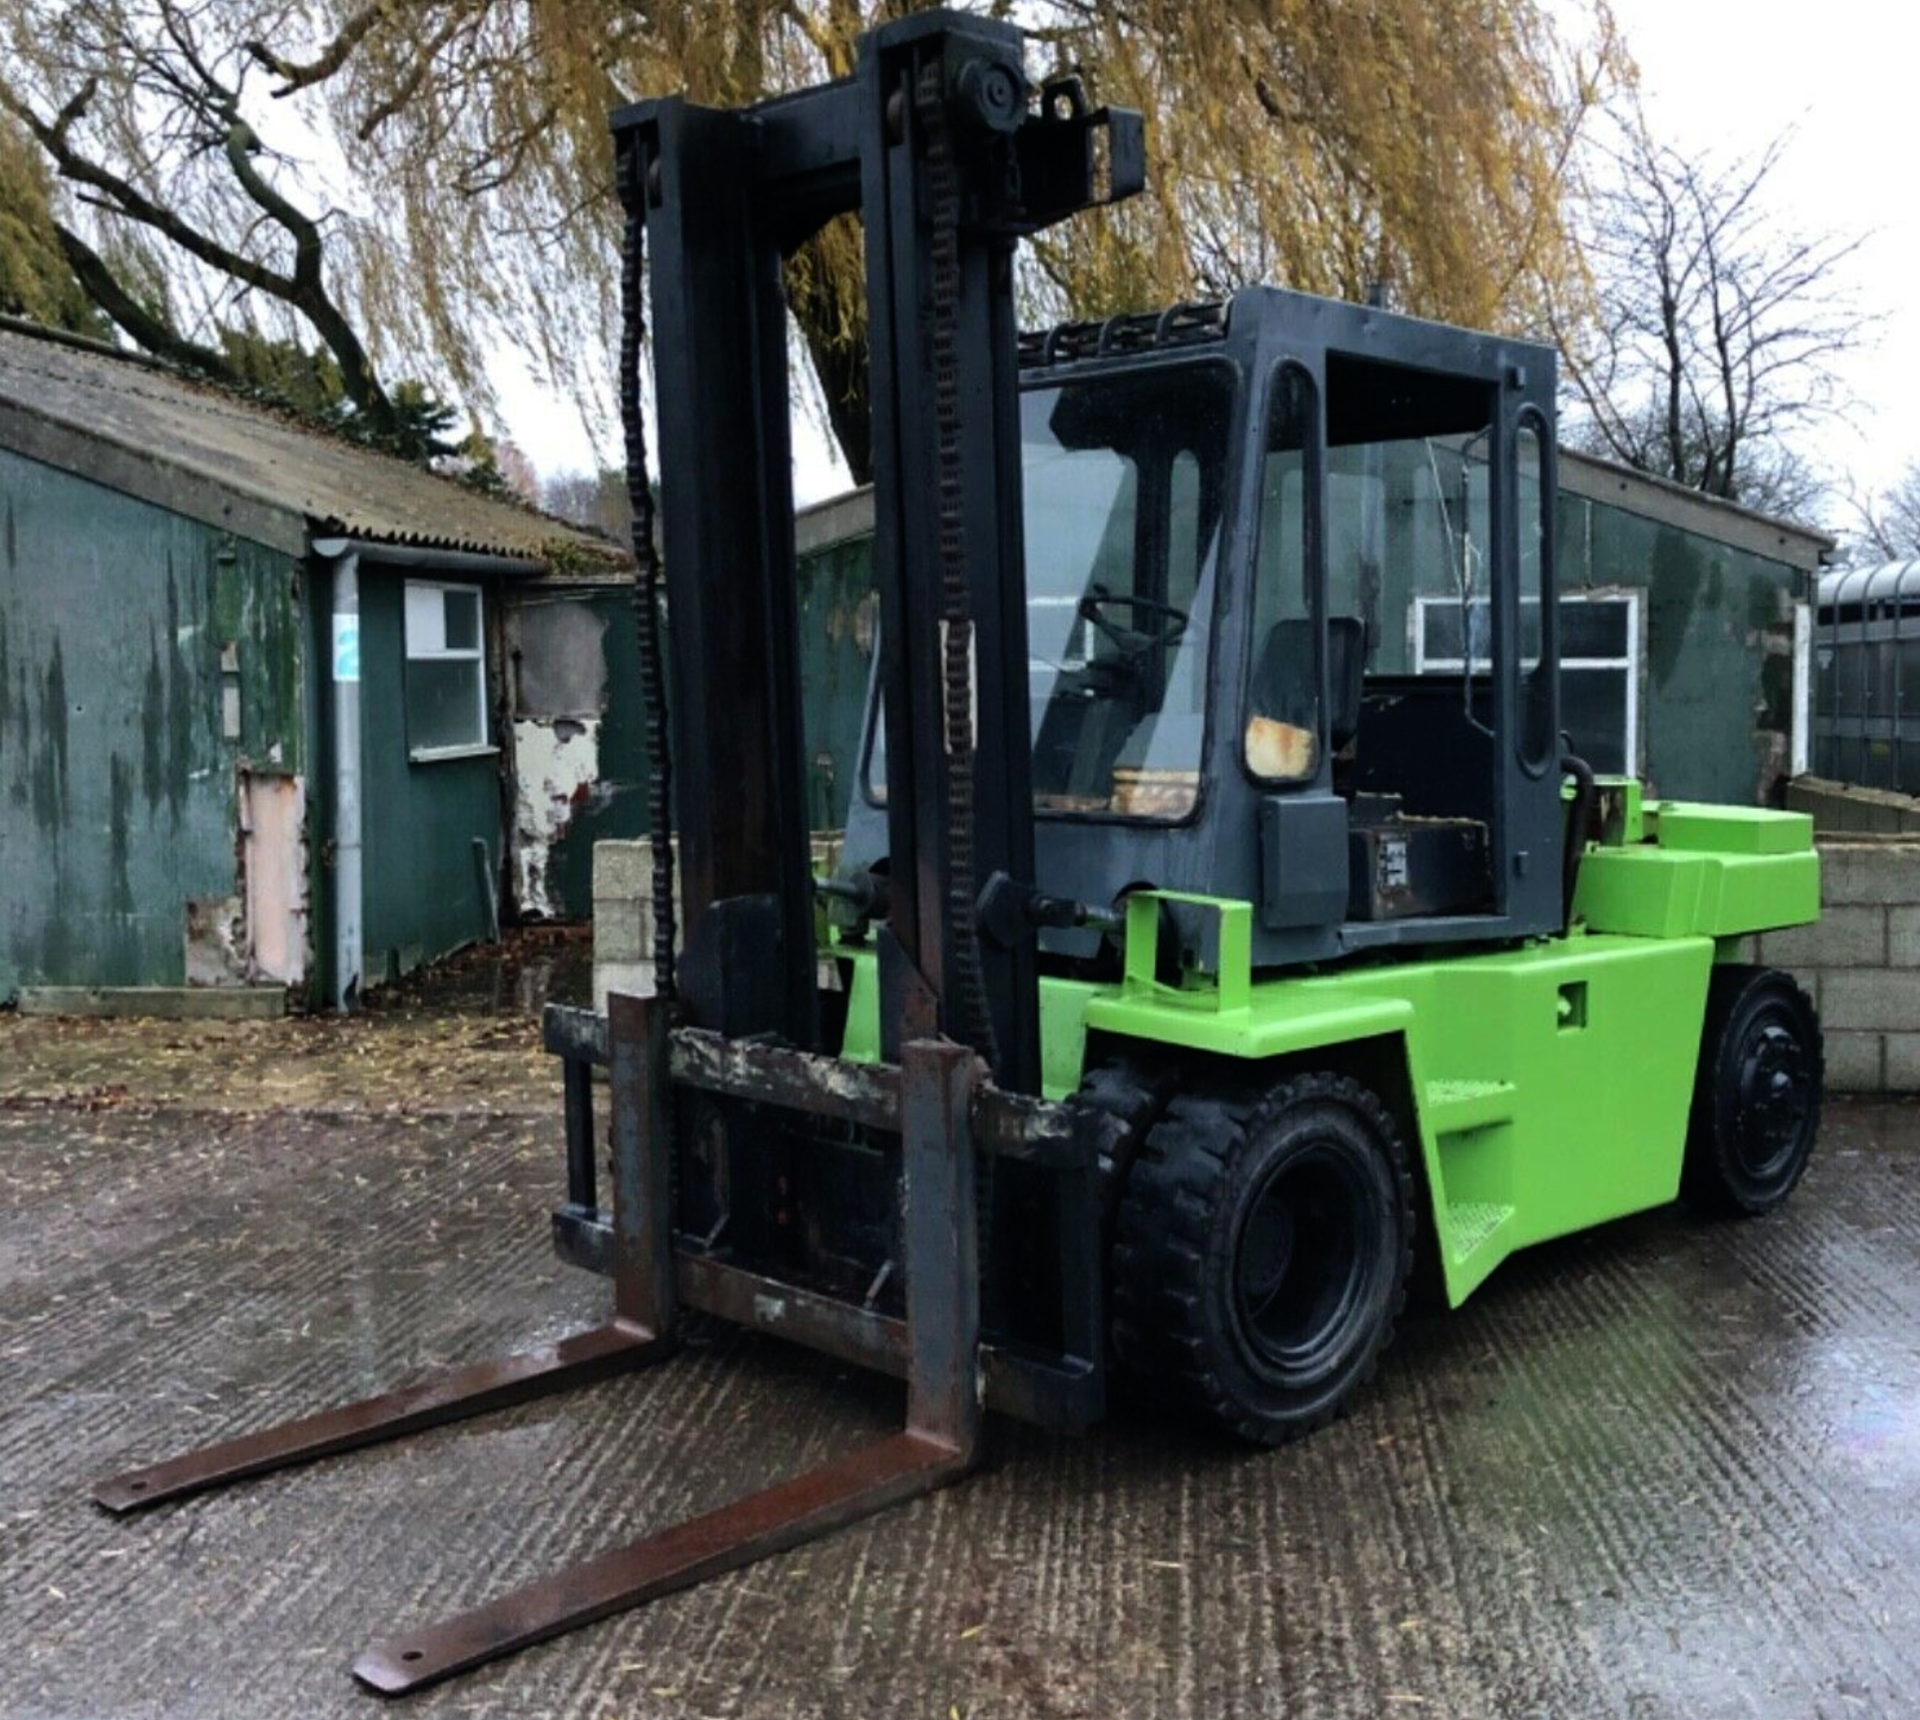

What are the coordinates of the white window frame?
(1791, 599, 1812, 778)
(1413, 589, 1642, 774)
(404, 579, 493, 761)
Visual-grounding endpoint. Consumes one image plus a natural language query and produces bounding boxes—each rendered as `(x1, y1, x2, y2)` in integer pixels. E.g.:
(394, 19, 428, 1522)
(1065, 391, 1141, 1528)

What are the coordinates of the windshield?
(1022, 364, 1232, 817)
(865, 362, 1234, 820)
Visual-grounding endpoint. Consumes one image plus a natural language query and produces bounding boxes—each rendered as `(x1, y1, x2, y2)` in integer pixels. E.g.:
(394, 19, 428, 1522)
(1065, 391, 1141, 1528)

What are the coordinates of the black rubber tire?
(1074, 1054, 1178, 1256)
(1111, 1072, 1414, 1446)
(1682, 965, 1823, 1217)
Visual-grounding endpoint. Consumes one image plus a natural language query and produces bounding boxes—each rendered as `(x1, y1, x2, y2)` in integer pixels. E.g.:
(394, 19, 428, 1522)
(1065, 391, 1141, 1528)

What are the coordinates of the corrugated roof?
(0, 319, 629, 571)
(1818, 561, 1920, 607)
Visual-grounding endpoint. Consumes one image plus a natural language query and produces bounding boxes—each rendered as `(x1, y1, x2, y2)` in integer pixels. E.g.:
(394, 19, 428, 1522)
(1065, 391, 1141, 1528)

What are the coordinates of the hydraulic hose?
(1560, 752, 1597, 934)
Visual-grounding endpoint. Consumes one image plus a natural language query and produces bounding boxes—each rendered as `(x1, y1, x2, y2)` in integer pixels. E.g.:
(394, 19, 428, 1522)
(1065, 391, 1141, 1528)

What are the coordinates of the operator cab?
(843, 284, 1565, 973)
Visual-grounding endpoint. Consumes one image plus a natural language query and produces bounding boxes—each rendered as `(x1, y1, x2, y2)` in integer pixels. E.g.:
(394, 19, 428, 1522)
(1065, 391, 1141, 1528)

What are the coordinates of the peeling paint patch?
(511, 717, 603, 920)
(243, 772, 309, 987)
(184, 893, 248, 986)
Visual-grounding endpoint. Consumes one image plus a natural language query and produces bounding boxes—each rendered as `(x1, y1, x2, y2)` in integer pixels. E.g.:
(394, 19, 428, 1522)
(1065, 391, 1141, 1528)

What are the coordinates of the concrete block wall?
(1786, 776, 1920, 837)
(1756, 841, 1920, 1093)
(591, 835, 844, 1009)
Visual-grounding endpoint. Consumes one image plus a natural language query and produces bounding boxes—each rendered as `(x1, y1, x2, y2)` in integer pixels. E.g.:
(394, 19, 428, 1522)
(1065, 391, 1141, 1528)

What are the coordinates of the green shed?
(0, 318, 636, 1012)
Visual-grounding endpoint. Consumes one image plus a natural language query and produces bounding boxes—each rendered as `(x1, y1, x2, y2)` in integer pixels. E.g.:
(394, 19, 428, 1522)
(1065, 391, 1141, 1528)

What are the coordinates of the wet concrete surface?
(4, 1065, 1920, 1717)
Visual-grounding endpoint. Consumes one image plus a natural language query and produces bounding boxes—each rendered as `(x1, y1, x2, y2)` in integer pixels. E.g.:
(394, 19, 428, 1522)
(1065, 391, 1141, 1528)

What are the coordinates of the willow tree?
(2, 0, 1622, 479)
(0, 110, 107, 332)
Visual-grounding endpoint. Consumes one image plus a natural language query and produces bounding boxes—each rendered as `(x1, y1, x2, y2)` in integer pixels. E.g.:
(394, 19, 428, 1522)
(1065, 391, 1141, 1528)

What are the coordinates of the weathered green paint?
(834, 794, 1815, 1310)
(796, 533, 880, 830)
(534, 541, 878, 919)
(353, 568, 500, 982)
(0, 445, 304, 999)
(1557, 494, 1799, 805)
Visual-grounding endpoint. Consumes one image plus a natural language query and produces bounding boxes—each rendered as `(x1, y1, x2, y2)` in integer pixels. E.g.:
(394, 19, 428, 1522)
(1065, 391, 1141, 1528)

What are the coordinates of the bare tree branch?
(245, 1, 384, 96)
(1560, 104, 1873, 517)
(51, 218, 237, 379)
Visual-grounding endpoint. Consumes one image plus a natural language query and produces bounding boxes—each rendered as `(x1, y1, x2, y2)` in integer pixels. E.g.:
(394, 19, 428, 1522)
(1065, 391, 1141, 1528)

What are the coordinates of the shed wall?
(1558, 494, 1798, 805)
(0, 446, 306, 997)
(351, 568, 501, 980)
(510, 586, 654, 921)
(515, 550, 876, 918)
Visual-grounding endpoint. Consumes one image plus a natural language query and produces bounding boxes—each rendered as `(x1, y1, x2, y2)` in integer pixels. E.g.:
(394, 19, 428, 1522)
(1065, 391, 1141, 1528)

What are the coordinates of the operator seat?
(1249, 615, 1365, 757)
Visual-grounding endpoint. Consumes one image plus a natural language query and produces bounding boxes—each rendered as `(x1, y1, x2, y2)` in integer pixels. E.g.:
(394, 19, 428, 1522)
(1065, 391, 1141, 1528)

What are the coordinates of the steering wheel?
(1077, 584, 1190, 657)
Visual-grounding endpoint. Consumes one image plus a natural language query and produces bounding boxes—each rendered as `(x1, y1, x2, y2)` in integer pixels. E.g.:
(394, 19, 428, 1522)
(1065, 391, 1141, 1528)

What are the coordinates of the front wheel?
(1111, 1072, 1413, 1445)
(1682, 965, 1823, 1216)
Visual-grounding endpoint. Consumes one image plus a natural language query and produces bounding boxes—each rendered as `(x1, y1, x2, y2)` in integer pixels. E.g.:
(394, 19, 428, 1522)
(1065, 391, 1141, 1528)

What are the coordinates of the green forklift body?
(840, 796, 1817, 1307)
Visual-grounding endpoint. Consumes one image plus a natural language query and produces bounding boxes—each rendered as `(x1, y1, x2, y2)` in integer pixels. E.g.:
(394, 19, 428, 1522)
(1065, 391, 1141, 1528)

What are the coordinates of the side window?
(404, 580, 489, 756)
(1246, 363, 1320, 781)
(1518, 415, 1555, 768)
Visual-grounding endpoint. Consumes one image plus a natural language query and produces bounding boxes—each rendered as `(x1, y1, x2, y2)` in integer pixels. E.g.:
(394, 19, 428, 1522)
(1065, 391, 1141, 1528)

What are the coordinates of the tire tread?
(1111, 1071, 1413, 1445)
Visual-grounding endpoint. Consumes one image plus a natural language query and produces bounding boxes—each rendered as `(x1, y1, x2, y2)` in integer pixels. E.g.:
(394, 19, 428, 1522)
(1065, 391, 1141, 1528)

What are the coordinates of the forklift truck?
(94, 9, 1823, 1694)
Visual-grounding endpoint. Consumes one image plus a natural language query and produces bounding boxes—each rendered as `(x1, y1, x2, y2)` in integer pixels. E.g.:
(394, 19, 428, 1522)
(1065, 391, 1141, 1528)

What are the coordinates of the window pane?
(443, 588, 480, 652)
(1169, 451, 1202, 615)
(404, 582, 447, 654)
(408, 658, 484, 752)
(1561, 598, 1628, 659)
(1020, 364, 1234, 819)
(1247, 364, 1319, 781)
(1325, 429, 1493, 676)
(1519, 419, 1553, 766)
(1560, 665, 1626, 773)
(1423, 597, 1507, 667)
(1900, 638, 1920, 719)
(1424, 600, 1466, 663)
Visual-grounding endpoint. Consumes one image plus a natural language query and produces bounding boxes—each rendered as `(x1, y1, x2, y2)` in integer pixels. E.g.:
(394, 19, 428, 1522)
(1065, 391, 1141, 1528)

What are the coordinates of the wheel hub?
(1733, 1015, 1812, 1179)
(1232, 1146, 1374, 1383)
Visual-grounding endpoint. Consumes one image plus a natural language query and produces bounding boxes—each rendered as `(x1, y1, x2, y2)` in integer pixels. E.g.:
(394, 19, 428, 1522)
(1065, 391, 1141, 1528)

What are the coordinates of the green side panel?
(356, 570, 499, 979)
(841, 951, 881, 1063)
(1088, 930, 1716, 1306)
(0, 447, 305, 996)
(1576, 848, 1821, 939)
(839, 926, 1715, 1309)
(1039, 977, 1099, 1102)
(836, 949, 1097, 1104)
(1091, 985, 1416, 1062)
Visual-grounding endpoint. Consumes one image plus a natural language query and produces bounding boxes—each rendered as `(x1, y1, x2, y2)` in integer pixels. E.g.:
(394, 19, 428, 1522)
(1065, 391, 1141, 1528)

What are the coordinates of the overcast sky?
(496, 2, 1920, 514)
(1590, 0, 1920, 505)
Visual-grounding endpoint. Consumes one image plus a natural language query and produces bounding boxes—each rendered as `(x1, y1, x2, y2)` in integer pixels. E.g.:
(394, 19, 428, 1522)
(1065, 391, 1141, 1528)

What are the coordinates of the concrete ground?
(5, 953, 1920, 1718)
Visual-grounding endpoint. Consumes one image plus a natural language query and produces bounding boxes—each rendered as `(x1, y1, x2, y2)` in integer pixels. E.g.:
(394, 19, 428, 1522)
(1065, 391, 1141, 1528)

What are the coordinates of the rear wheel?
(1111, 1072, 1413, 1445)
(1683, 965, 1823, 1216)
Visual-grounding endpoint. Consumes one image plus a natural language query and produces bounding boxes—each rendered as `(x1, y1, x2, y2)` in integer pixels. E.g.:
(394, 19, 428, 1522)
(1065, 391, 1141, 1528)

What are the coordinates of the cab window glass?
(1246, 364, 1320, 781)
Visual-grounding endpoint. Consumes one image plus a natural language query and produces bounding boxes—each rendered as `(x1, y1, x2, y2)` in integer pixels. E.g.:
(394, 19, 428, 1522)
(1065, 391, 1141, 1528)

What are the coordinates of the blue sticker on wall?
(332, 614, 361, 683)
